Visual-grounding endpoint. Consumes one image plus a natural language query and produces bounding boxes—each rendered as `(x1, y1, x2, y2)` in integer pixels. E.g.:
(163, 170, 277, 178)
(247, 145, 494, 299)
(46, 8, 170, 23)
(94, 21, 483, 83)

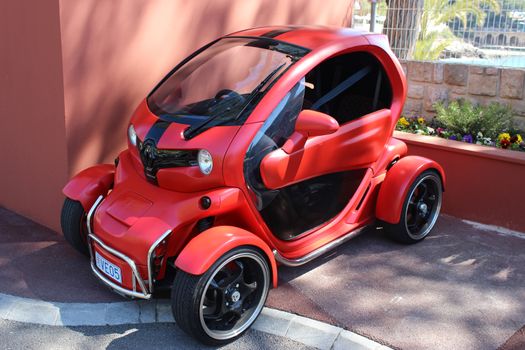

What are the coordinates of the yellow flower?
(516, 134, 523, 143)
(398, 117, 410, 127)
(417, 117, 425, 125)
(498, 133, 511, 142)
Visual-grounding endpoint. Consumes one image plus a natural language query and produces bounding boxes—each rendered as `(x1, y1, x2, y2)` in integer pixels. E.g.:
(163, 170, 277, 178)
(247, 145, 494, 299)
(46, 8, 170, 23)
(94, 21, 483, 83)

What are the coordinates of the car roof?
(226, 25, 373, 51)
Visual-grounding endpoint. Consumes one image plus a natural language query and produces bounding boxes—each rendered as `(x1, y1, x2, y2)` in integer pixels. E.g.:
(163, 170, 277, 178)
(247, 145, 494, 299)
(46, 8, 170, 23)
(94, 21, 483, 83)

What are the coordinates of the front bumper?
(86, 195, 171, 299)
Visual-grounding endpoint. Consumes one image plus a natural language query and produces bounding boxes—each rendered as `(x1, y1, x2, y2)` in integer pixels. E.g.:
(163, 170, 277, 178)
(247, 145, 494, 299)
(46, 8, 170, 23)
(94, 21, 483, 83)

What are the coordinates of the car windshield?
(147, 37, 308, 130)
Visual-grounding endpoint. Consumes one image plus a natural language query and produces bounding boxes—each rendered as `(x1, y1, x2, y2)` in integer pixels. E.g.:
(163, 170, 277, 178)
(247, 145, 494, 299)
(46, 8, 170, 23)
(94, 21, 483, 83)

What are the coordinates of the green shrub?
(434, 100, 514, 139)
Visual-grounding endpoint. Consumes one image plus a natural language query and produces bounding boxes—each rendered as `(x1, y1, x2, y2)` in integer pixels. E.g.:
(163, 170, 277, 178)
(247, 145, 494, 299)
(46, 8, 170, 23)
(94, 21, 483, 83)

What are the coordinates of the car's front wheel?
(383, 170, 443, 244)
(60, 198, 89, 256)
(171, 247, 270, 346)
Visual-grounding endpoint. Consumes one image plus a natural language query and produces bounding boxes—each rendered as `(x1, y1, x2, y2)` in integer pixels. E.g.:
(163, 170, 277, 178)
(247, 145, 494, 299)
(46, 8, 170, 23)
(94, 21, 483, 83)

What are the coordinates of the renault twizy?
(61, 26, 444, 345)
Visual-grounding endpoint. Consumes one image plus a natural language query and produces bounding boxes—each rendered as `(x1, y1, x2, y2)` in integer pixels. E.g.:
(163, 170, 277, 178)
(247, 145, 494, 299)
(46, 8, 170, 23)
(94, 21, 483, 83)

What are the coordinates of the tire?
(60, 198, 89, 256)
(171, 246, 270, 346)
(383, 170, 443, 244)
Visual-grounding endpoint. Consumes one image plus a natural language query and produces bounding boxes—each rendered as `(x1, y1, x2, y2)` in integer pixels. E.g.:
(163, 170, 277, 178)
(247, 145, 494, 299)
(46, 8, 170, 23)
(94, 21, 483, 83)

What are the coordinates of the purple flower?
(462, 134, 473, 143)
(449, 135, 458, 141)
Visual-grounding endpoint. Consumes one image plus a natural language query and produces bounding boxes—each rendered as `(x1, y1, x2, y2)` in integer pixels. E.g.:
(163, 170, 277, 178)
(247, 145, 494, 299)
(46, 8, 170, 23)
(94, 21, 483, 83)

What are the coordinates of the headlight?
(197, 149, 213, 175)
(128, 124, 137, 146)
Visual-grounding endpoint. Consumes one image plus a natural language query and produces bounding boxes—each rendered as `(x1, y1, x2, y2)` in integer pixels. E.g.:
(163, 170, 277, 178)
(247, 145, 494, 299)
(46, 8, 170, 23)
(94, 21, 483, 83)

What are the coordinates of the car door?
(244, 51, 393, 240)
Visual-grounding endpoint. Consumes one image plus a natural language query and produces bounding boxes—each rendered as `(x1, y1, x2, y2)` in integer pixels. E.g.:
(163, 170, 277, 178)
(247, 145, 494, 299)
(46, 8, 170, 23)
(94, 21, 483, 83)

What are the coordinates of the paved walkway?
(1, 207, 524, 349)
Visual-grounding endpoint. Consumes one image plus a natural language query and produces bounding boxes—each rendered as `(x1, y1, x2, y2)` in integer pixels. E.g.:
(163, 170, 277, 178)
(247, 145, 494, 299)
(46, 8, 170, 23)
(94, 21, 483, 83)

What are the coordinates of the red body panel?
(175, 226, 278, 287)
(375, 155, 446, 224)
(260, 109, 392, 190)
(372, 137, 408, 175)
(63, 164, 114, 210)
(92, 151, 255, 266)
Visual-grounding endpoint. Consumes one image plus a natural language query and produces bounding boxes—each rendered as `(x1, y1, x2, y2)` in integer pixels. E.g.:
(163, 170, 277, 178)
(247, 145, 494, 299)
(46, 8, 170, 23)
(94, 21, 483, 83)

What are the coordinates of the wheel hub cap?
(230, 291, 241, 303)
(418, 202, 428, 216)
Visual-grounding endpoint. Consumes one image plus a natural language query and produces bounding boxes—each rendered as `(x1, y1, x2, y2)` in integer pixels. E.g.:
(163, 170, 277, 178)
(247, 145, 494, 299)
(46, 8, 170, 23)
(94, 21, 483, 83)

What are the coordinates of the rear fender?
(175, 226, 278, 287)
(376, 156, 445, 224)
(63, 164, 115, 211)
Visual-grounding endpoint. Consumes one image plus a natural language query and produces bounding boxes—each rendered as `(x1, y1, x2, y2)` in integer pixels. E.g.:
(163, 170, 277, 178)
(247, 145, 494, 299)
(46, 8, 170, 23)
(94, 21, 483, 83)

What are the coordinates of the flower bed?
(397, 100, 525, 152)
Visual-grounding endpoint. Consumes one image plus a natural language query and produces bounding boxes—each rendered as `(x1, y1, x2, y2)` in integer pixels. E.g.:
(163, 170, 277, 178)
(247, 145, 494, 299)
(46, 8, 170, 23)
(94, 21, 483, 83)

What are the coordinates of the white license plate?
(95, 252, 122, 284)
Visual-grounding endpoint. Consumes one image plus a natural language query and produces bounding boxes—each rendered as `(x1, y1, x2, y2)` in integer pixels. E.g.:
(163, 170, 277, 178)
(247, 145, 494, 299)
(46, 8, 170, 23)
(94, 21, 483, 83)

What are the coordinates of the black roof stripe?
(260, 26, 298, 38)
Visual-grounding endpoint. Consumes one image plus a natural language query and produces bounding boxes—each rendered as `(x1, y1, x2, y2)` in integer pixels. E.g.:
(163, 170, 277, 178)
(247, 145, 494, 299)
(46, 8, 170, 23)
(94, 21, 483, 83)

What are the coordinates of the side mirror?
(295, 109, 340, 136)
(283, 110, 339, 153)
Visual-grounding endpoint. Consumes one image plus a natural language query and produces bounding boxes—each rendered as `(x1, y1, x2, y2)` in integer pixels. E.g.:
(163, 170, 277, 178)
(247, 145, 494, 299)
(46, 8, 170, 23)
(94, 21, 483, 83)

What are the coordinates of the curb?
(0, 292, 390, 350)
(462, 220, 525, 240)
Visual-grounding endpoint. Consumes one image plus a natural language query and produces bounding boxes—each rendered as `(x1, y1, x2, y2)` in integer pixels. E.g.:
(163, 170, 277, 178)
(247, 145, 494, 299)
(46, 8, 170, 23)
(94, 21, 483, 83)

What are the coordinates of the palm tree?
(414, 0, 501, 60)
(384, 0, 501, 60)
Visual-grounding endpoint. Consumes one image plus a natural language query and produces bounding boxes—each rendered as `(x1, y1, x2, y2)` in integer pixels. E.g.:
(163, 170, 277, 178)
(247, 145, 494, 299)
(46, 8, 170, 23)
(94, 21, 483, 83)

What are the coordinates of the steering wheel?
(214, 89, 244, 102)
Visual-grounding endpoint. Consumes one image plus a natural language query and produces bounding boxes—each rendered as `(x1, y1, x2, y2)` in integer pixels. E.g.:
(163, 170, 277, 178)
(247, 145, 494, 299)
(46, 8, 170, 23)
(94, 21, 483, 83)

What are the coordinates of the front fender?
(376, 156, 445, 224)
(175, 226, 278, 287)
(63, 164, 115, 211)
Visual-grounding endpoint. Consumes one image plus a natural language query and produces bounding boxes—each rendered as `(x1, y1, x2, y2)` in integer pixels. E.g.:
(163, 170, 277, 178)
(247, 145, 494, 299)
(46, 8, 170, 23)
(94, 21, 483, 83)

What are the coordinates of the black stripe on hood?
(145, 119, 171, 144)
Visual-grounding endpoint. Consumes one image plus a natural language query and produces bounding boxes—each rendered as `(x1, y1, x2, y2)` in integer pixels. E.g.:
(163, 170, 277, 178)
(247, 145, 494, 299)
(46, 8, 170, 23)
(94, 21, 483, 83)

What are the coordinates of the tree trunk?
(341, 0, 355, 27)
(383, 0, 424, 59)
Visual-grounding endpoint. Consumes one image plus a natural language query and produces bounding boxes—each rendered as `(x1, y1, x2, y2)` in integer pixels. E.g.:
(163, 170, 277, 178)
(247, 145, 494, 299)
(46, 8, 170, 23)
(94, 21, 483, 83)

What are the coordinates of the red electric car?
(61, 26, 444, 345)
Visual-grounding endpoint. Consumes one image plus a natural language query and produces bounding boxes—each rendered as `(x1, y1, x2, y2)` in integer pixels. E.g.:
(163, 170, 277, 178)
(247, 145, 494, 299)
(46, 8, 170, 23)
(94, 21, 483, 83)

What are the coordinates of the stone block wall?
(401, 60, 525, 128)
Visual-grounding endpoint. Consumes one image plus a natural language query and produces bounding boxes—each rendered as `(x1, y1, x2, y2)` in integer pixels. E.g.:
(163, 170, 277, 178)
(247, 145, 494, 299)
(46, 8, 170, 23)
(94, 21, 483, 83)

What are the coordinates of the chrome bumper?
(86, 195, 171, 300)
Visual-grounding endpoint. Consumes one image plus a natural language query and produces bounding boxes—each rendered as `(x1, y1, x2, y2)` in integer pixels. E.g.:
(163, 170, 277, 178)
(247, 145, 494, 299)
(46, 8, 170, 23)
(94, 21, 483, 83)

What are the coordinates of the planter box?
(394, 131, 525, 232)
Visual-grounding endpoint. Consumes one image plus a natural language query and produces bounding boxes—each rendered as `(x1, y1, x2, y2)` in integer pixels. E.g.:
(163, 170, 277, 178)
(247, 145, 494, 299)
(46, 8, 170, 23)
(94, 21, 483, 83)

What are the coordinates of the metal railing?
(352, 0, 525, 67)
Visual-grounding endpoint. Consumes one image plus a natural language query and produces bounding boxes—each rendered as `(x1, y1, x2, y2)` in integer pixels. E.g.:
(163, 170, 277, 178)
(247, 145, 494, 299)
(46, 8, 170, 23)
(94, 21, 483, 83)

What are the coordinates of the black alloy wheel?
(384, 170, 443, 244)
(171, 247, 270, 345)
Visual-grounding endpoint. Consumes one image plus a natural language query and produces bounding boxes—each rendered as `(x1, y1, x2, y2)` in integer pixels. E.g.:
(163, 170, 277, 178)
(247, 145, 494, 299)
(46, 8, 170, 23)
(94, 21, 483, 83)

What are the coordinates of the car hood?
(127, 100, 241, 192)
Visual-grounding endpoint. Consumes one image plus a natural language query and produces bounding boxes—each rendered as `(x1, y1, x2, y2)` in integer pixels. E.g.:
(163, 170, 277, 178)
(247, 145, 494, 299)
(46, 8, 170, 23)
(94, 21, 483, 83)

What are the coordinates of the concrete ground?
(1, 207, 524, 349)
(0, 319, 315, 350)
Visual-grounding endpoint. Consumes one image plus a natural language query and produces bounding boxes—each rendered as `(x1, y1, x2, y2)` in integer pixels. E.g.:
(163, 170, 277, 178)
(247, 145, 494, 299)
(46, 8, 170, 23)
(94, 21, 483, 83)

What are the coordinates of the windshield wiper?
(252, 63, 286, 96)
(240, 62, 287, 111)
(227, 62, 287, 123)
(183, 62, 287, 140)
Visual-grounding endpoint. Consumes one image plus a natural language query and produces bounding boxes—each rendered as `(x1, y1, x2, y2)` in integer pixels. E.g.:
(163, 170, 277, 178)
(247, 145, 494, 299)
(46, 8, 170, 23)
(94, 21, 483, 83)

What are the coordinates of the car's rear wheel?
(171, 247, 270, 346)
(383, 170, 443, 244)
(60, 198, 89, 256)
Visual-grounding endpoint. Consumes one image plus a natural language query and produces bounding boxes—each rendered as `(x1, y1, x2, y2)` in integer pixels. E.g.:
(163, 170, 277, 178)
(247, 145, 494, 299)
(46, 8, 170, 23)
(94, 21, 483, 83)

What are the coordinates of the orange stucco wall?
(0, 0, 69, 230)
(59, 0, 353, 176)
(1, 0, 353, 231)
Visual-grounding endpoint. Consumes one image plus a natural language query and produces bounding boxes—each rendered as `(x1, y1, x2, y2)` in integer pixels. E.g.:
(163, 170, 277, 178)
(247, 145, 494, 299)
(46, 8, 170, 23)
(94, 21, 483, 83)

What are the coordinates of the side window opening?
(302, 52, 393, 125)
(244, 81, 306, 210)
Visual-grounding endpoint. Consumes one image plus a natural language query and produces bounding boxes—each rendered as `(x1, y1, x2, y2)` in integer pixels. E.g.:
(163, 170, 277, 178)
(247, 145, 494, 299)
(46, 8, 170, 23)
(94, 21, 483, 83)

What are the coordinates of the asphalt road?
(0, 319, 315, 350)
